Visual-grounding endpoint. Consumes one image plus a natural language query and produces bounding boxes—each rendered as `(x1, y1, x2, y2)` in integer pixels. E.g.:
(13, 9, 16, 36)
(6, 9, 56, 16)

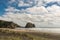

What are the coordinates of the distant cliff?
(0, 20, 21, 29)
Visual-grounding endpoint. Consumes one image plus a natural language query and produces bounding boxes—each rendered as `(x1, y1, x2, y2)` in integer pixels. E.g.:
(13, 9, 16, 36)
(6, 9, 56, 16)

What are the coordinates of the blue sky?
(0, 0, 37, 15)
(45, 2, 60, 7)
(0, 0, 9, 15)
(0, 0, 60, 16)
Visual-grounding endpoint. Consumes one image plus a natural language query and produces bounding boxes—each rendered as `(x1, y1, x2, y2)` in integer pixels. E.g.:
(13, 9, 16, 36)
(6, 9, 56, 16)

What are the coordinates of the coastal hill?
(0, 20, 21, 29)
(0, 20, 35, 28)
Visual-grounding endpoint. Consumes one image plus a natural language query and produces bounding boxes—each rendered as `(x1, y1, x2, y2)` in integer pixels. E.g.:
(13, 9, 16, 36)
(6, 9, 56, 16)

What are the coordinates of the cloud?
(47, 5, 60, 17)
(9, 0, 16, 3)
(5, 6, 20, 13)
(18, 0, 34, 7)
(1, 0, 60, 27)
(2, 6, 60, 27)
(44, 0, 60, 3)
(18, 1, 30, 7)
(26, 6, 48, 15)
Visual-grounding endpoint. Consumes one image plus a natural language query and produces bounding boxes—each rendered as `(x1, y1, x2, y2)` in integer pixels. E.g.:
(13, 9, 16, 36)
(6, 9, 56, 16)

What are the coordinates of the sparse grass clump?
(0, 28, 56, 40)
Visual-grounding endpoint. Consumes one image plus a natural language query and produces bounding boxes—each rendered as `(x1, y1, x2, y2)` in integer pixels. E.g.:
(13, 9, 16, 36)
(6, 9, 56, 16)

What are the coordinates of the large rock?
(25, 22, 35, 28)
(0, 20, 21, 29)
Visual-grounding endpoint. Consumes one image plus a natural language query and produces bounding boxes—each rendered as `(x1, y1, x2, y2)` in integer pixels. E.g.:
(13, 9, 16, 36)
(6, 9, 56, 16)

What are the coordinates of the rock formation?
(25, 22, 35, 28)
(0, 20, 20, 29)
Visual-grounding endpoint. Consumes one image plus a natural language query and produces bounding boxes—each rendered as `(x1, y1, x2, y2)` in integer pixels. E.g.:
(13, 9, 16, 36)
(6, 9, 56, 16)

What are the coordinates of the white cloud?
(34, 0, 60, 7)
(2, 5, 60, 27)
(1, 0, 60, 27)
(18, 1, 30, 7)
(9, 0, 16, 3)
(47, 5, 60, 16)
(5, 6, 20, 12)
(44, 0, 60, 3)
(26, 6, 48, 15)
(18, 0, 35, 7)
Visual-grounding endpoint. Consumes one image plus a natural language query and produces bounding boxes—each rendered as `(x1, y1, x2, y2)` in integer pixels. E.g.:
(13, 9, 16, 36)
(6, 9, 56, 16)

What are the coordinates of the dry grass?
(0, 28, 59, 40)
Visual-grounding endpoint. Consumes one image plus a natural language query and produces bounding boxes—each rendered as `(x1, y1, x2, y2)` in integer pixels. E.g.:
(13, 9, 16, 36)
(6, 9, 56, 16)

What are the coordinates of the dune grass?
(0, 28, 56, 40)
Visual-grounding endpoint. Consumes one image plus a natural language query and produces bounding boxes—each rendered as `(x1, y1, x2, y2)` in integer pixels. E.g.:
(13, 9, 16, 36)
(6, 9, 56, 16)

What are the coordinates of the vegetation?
(25, 22, 35, 28)
(0, 20, 35, 28)
(0, 28, 58, 40)
(0, 20, 20, 29)
(0, 20, 59, 40)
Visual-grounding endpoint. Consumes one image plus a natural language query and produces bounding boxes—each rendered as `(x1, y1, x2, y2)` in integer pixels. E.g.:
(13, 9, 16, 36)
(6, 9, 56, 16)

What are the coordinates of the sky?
(0, 0, 60, 28)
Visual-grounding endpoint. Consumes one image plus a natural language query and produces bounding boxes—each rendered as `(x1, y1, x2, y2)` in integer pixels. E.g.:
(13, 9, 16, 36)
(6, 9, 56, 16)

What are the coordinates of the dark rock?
(0, 20, 21, 29)
(25, 22, 35, 28)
